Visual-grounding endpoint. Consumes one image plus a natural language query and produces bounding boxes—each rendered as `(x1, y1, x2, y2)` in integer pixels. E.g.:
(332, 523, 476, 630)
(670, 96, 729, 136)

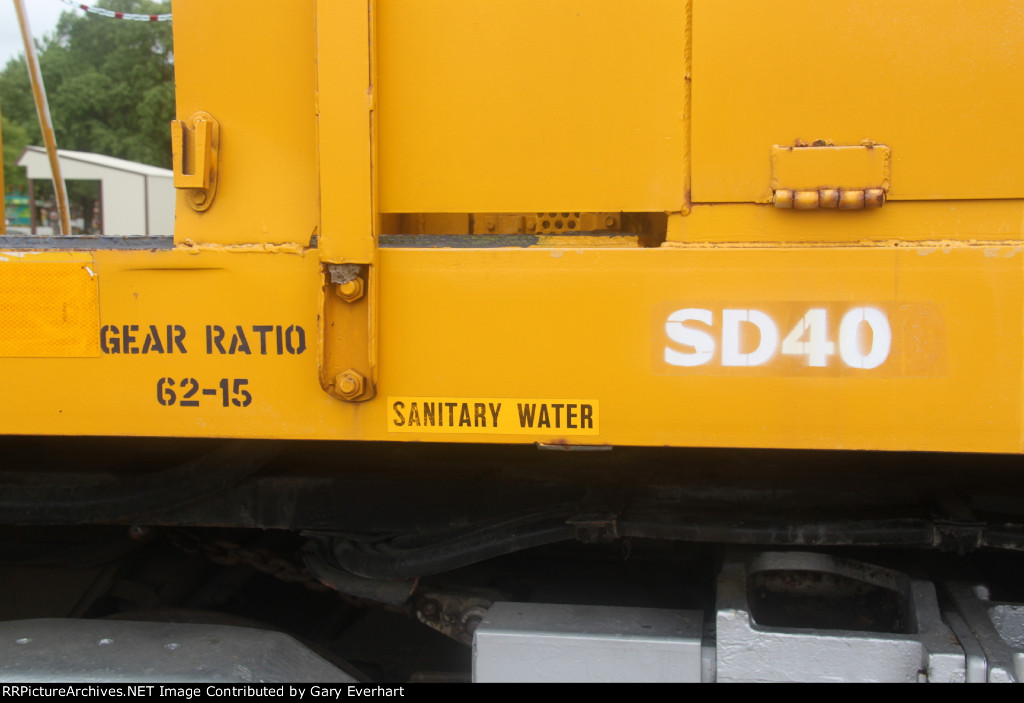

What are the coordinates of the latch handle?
(171, 111, 220, 211)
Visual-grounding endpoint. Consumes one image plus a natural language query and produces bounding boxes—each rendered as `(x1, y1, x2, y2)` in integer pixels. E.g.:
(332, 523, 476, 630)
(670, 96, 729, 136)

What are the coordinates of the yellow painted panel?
(0, 252, 98, 357)
(0, 246, 1020, 454)
(373, 248, 1022, 452)
(771, 146, 890, 193)
(692, 0, 1024, 202)
(374, 0, 689, 213)
(666, 201, 1024, 243)
(316, 0, 377, 264)
(172, 0, 319, 245)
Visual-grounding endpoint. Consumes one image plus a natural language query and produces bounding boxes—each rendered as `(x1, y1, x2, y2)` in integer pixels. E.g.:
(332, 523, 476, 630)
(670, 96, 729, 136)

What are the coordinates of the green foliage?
(1, 112, 30, 191)
(0, 0, 174, 189)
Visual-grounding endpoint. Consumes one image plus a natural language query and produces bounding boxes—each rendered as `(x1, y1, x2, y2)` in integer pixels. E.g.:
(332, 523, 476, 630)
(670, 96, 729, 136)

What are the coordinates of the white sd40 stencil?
(653, 303, 945, 377)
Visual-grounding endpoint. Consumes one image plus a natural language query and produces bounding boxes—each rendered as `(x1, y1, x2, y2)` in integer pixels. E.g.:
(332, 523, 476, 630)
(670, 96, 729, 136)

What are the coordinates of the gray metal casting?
(0, 619, 357, 683)
(945, 582, 1024, 682)
(473, 602, 704, 683)
(715, 551, 965, 683)
(943, 609, 990, 682)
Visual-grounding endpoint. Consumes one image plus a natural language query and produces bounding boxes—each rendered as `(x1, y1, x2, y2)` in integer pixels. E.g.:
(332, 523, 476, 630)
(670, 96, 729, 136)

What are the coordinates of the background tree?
(1, 113, 29, 192)
(1, 0, 173, 231)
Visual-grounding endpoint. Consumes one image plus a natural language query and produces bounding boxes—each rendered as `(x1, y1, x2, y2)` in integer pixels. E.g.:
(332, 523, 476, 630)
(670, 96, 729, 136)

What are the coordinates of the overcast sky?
(0, 1, 72, 69)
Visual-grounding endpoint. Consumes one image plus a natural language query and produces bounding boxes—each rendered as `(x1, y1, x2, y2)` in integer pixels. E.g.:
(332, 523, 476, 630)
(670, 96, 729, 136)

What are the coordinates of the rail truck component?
(3, 0, 1024, 683)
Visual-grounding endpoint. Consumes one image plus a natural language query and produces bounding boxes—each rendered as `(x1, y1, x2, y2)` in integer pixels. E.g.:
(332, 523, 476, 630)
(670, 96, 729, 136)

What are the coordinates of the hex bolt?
(463, 615, 482, 636)
(462, 606, 488, 636)
(335, 369, 365, 399)
(335, 277, 365, 303)
(605, 215, 617, 228)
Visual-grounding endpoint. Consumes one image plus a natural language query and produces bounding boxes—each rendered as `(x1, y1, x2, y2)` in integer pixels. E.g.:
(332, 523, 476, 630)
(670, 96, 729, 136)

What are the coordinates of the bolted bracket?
(320, 264, 376, 402)
(315, 1, 379, 404)
(171, 111, 220, 212)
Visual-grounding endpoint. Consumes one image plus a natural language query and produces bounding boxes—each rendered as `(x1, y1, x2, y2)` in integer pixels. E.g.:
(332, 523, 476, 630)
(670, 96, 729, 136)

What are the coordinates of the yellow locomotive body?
(5, 1, 1024, 452)
(3, 0, 1024, 683)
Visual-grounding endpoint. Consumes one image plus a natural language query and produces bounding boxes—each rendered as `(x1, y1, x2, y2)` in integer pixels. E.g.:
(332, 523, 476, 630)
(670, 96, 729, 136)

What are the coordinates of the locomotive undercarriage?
(2, 438, 1023, 682)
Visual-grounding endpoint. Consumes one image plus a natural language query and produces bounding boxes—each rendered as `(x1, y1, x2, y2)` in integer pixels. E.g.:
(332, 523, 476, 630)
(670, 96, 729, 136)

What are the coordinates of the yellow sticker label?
(387, 397, 599, 435)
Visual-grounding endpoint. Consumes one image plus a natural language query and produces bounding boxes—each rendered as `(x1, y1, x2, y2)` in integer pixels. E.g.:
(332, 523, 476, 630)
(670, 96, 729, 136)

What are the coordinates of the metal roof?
(18, 145, 173, 178)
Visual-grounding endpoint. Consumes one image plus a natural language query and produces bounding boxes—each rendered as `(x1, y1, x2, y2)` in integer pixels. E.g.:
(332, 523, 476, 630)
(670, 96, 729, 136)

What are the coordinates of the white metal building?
(17, 146, 175, 237)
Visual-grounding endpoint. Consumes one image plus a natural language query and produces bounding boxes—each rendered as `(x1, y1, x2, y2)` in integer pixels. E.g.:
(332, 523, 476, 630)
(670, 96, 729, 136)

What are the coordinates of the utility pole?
(14, 0, 71, 235)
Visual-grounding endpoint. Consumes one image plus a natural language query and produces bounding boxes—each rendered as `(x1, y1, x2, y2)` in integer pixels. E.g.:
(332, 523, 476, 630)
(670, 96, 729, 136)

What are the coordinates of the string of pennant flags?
(58, 0, 172, 22)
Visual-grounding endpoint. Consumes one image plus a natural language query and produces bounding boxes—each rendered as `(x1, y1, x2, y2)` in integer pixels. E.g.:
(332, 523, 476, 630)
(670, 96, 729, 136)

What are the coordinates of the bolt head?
(335, 369, 365, 399)
(462, 607, 488, 636)
(335, 277, 365, 303)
